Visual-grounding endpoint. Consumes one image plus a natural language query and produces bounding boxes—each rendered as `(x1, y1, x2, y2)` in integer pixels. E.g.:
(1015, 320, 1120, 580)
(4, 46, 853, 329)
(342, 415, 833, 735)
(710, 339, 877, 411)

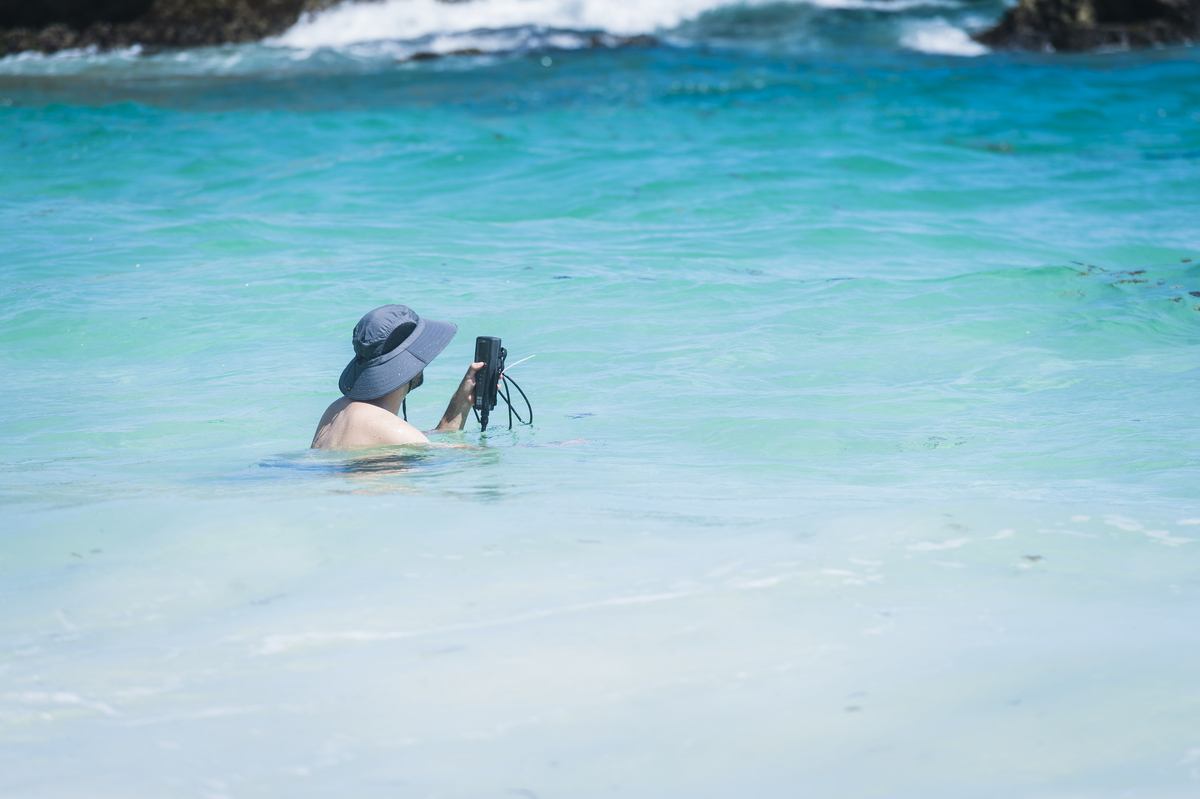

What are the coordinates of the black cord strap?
(476, 374, 533, 433)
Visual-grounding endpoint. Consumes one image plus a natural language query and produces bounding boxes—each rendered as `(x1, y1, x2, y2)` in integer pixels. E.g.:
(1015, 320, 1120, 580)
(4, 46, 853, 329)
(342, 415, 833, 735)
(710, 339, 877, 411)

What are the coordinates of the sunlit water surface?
(2, 7, 1199, 796)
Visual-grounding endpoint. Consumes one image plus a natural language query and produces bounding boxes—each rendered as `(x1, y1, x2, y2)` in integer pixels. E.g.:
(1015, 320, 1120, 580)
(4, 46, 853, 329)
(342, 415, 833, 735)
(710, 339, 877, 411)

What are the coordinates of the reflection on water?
(336, 449, 432, 494)
(258, 445, 503, 495)
(262, 447, 432, 476)
(339, 450, 430, 476)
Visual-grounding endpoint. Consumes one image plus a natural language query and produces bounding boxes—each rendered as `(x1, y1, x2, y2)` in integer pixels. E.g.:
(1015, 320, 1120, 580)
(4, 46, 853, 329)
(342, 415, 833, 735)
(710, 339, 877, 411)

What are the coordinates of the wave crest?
(273, 0, 991, 57)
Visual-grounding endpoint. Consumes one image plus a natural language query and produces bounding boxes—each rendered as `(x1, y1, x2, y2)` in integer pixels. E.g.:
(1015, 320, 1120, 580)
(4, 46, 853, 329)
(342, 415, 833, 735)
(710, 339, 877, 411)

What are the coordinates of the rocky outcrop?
(975, 0, 1200, 51)
(0, 0, 341, 57)
(0, 0, 155, 30)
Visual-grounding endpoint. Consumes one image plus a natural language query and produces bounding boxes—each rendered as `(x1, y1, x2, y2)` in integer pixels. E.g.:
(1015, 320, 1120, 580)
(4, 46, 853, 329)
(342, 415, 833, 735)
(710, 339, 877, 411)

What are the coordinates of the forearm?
(429, 361, 484, 433)
(433, 402, 470, 432)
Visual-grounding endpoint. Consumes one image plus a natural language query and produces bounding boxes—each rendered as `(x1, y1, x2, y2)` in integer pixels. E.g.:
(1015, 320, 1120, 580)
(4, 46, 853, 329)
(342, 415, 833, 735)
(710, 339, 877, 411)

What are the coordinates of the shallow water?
(2, 2, 1200, 796)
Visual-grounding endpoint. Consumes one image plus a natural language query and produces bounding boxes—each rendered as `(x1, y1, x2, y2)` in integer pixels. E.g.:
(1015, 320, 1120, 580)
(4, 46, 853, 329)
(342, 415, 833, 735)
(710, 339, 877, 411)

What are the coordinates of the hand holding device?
(473, 336, 506, 431)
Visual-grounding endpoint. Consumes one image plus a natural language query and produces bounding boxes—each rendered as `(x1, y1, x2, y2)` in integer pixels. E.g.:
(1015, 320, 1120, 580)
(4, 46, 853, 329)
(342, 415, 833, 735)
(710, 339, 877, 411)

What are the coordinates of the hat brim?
(339, 317, 458, 400)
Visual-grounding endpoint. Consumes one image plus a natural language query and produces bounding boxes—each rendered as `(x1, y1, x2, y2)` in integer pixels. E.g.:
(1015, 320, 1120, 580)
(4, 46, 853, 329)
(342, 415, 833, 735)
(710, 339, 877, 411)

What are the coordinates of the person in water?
(312, 304, 484, 449)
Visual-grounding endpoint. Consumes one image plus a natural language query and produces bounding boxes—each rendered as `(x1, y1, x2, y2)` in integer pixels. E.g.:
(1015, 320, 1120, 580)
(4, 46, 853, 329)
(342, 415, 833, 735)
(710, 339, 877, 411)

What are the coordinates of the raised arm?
(431, 362, 486, 433)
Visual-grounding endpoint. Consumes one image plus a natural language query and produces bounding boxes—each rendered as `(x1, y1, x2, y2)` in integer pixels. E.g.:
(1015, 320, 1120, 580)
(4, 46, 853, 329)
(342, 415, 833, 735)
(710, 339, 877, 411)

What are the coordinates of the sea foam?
(273, 0, 978, 49)
(900, 17, 988, 56)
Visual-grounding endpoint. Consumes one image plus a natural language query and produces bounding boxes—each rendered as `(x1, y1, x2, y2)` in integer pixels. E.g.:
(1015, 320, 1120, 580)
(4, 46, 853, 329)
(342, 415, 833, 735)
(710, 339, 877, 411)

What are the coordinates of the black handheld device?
(473, 336, 506, 431)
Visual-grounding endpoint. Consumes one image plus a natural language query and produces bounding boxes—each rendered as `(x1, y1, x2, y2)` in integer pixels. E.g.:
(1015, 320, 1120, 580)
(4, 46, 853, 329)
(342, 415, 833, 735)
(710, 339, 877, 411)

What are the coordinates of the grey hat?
(339, 305, 458, 400)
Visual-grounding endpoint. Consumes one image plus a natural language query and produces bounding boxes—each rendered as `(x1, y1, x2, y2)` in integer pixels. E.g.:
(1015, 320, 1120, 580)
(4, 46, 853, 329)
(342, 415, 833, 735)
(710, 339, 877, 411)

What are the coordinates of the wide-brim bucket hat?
(339, 304, 457, 400)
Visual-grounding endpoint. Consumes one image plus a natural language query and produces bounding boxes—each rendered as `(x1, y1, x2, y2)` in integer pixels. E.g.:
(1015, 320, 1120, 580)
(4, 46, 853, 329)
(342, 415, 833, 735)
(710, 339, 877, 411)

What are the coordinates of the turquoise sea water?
(2, 3, 1200, 795)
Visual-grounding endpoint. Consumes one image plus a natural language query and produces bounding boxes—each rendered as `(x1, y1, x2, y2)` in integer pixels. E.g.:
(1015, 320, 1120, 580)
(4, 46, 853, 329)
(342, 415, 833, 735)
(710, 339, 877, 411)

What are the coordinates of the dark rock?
(975, 0, 1200, 51)
(0, 0, 155, 29)
(0, 0, 342, 57)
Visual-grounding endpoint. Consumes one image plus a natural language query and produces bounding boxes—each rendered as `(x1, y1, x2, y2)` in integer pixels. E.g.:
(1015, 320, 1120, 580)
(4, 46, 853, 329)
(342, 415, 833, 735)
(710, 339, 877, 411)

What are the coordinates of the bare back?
(311, 398, 429, 449)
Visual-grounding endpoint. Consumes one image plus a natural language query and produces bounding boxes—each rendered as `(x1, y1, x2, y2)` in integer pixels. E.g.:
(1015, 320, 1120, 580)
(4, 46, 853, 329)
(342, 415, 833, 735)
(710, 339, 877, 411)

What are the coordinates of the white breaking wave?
(900, 17, 987, 56)
(0, 0, 992, 72)
(274, 0, 717, 47)
(273, 0, 971, 49)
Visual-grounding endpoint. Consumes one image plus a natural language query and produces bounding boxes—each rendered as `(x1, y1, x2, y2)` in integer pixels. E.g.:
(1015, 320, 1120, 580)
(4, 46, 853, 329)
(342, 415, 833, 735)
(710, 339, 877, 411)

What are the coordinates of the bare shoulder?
(354, 405, 428, 446)
(312, 399, 429, 449)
